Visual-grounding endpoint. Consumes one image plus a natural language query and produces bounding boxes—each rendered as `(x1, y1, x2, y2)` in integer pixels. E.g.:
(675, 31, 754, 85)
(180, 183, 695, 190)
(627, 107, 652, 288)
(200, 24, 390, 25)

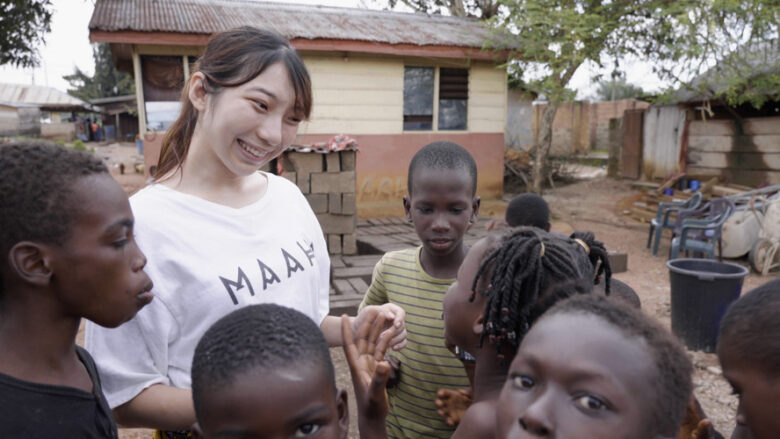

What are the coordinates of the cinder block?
(297, 173, 310, 194)
(347, 276, 369, 293)
(326, 152, 340, 172)
(329, 193, 342, 214)
(317, 213, 356, 235)
(332, 278, 353, 295)
(342, 233, 357, 255)
(341, 151, 356, 171)
(288, 151, 324, 175)
(279, 153, 296, 172)
(342, 193, 356, 215)
(305, 194, 328, 213)
(311, 171, 356, 194)
(281, 171, 296, 184)
(608, 250, 628, 273)
(328, 234, 342, 255)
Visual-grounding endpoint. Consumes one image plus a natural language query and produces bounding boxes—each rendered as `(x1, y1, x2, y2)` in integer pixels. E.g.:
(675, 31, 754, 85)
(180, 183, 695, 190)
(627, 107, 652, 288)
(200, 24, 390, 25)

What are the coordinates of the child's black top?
(0, 346, 118, 438)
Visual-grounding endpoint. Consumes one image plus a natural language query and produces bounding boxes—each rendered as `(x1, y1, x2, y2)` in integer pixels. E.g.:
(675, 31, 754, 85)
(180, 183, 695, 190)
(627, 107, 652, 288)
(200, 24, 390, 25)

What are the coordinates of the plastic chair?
(647, 192, 702, 256)
(672, 197, 735, 238)
(670, 202, 735, 260)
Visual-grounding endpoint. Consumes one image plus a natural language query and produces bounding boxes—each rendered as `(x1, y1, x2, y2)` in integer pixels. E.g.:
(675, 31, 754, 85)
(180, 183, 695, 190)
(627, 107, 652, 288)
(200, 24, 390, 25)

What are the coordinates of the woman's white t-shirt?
(85, 173, 330, 408)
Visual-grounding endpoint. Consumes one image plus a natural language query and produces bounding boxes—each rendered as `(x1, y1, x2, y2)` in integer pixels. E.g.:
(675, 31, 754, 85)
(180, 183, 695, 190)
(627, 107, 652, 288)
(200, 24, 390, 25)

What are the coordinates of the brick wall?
(280, 150, 358, 255)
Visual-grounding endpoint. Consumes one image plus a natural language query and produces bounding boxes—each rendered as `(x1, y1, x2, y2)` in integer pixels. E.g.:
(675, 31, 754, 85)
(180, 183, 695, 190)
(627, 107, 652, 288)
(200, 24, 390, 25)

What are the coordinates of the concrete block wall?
(281, 150, 358, 255)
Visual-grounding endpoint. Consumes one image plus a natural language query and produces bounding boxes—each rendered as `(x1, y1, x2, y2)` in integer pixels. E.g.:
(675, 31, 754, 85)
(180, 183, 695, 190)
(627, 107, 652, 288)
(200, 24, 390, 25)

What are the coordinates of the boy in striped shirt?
(359, 141, 479, 439)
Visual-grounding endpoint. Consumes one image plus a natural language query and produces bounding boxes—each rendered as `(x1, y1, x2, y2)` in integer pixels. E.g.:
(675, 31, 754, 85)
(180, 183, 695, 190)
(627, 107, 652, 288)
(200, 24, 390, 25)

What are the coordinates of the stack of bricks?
(280, 150, 358, 255)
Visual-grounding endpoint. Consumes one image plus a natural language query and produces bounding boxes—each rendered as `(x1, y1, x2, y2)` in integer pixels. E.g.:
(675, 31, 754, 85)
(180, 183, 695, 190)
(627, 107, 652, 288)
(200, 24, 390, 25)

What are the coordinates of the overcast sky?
(0, 0, 667, 100)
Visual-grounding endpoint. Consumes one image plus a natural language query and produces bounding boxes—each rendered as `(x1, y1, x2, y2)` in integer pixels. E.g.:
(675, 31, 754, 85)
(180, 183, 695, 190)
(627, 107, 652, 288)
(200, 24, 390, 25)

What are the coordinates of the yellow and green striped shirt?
(360, 247, 470, 439)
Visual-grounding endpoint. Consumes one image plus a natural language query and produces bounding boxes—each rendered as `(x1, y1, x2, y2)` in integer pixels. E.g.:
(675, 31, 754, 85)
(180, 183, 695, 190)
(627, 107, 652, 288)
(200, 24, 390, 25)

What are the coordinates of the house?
(90, 94, 139, 141)
(0, 83, 94, 140)
(88, 0, 510, 210)
(638, 40, 780, 186)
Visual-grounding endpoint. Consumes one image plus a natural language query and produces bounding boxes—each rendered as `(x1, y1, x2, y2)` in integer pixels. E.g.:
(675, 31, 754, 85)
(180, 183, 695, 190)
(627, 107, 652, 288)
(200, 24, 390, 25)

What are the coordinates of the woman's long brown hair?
(155, 26, 312, 181)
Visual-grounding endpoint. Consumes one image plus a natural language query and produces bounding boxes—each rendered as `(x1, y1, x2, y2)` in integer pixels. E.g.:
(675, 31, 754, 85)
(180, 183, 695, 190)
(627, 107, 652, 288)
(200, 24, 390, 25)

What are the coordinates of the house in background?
(90, 94, 139, 141)
(88, 0, 510, 211)
(0, 83, 94, 140)
(637, 40, 780, 186)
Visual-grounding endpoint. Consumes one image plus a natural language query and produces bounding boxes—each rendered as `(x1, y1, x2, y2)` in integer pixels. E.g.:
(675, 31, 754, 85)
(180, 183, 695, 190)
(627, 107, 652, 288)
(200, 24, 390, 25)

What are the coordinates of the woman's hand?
(353, 304, 407, 351)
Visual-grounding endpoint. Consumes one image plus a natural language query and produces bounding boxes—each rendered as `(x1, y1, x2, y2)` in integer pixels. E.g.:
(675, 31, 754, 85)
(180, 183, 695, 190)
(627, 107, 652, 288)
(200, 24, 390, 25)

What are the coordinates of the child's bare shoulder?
(452, 400, 496, 439)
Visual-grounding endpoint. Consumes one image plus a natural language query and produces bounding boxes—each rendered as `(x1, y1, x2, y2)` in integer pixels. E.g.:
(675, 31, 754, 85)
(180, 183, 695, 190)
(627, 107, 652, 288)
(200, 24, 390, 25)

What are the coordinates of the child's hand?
(354, 304, 407, 351)
(341, 312, 391, 439)
(435, 387, 473, 427)
(385, 356, 401, 389)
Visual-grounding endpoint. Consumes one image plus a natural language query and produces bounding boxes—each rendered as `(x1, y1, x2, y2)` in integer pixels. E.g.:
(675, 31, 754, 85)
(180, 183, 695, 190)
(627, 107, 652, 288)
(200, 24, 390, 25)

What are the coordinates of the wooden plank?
(687, 166, 780, 187)
(688, 135, 780, 153)
(687, 151, 780, 169)
(688, 117, 780, 136)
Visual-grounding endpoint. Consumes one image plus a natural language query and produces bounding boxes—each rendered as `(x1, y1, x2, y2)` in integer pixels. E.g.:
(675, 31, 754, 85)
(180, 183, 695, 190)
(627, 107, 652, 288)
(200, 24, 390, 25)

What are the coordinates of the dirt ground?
(93, 143, 773, 438)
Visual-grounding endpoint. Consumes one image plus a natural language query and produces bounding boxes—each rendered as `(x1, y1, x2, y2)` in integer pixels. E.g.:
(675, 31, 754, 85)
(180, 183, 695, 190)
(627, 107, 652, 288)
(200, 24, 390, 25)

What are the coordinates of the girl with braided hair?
(441, 227, 609, 438)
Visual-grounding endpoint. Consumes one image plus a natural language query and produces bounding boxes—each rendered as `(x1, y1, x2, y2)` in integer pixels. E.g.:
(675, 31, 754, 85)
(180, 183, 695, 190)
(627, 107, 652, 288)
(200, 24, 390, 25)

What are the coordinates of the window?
(403, 66, 469, 131)
(403, 67, 434, 130)
(438, 68, 468, 130)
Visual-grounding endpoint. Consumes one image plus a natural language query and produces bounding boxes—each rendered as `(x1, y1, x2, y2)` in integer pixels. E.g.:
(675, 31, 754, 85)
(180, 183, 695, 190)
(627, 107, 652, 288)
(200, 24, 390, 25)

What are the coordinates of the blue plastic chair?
(647, 192, 702, 257)
(670, 201, 735, 260)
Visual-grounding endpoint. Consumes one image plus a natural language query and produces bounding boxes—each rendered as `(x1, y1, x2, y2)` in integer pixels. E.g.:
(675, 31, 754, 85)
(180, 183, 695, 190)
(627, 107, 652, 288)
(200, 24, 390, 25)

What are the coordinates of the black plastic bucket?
(666, 258, 749, 352)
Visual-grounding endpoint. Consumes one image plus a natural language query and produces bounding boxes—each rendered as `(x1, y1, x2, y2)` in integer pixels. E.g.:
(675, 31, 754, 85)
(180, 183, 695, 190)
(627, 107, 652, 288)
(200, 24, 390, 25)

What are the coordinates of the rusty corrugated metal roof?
(0, 83, 89, 108)
(89, 0, 493, 48)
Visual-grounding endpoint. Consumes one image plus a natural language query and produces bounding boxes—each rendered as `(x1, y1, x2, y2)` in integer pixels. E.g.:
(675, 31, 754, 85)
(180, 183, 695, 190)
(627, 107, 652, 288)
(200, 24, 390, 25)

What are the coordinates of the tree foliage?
(594, 76, 645, 101)
(64, 43, 135, 102)
(386, 0, 500, 18)
(642, 0, 779, 109)
(0, 0, 53, 68)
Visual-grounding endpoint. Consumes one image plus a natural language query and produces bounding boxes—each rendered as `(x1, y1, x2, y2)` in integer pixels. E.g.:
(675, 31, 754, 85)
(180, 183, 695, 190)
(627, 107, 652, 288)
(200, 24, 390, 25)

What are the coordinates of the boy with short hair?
(717, 279, 780, 439)
(359, 141, 478, 438)
(190, 303, 392, 439)
(0, 142, 153, 436)
(505, 193, 550, 231)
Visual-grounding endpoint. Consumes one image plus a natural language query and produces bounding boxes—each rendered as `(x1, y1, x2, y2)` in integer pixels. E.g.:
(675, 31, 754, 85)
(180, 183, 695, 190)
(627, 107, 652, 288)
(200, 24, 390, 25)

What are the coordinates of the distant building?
(88, 0, 511, 204)
(0, 83, 94, 140)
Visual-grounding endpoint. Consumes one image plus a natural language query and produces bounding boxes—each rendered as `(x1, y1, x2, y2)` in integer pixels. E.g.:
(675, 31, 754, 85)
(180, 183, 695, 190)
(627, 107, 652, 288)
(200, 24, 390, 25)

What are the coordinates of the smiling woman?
(84, 26, 407, 435)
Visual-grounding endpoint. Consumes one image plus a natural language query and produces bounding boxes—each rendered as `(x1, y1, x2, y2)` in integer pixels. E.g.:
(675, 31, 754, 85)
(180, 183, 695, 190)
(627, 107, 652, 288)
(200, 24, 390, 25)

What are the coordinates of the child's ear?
(469, 196, 481, 225)
(188, 72, 209, 113)
(190, 421, 204, 439)
(403, 196, 413, 223)
(472, 313, 484, 337)
(7, 242, 53, 287)
(336, 387, 349, 439)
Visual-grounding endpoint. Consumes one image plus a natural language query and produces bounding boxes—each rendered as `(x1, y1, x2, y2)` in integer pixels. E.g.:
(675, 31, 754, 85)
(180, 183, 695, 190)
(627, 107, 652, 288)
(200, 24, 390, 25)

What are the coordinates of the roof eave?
(90, 30, 510, 62)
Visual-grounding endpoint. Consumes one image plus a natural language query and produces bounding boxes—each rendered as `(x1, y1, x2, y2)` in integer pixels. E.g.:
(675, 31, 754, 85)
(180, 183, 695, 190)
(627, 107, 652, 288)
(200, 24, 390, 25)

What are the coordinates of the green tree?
(385, 0, 500, 18)
(644, 0, 779, 110)
(594, 75, 645, 101)
(488, 0, 779, 193)
(0, 0, 53, 67)
(64, 43, 135, 101)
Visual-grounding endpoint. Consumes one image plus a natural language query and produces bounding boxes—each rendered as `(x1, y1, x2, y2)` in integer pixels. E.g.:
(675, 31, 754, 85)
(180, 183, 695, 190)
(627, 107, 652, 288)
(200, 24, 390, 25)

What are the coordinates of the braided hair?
(570, 231, 612, 294)
(470, 227, 611, 360)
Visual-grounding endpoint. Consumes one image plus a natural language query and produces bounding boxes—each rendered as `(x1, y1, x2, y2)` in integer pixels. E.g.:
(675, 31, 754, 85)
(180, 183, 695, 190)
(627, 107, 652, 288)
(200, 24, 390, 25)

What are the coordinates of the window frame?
(402, 65, 469, 133)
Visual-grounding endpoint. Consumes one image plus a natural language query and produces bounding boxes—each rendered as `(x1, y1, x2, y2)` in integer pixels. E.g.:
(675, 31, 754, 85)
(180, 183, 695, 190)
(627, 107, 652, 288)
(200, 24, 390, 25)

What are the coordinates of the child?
(495, 294, 694, 438)
(506, 193, 551, 230)
(0, 142, 153, 436)
(442, 227, 610, 438)
(717, 279, 780, 439)
(190, 303, 392, 439)
(359, 141, 479, 438)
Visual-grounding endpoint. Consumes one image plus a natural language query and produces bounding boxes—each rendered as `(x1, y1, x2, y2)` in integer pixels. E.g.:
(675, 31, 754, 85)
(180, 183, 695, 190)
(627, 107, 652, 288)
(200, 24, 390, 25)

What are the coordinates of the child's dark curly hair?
(0, 142, 107, 298)
(471, 227, 611, 360)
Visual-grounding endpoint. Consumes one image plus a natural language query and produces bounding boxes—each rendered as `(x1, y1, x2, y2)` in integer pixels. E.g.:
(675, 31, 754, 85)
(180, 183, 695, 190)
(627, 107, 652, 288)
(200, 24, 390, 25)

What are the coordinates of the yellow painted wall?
(297, 53, 507, 136)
